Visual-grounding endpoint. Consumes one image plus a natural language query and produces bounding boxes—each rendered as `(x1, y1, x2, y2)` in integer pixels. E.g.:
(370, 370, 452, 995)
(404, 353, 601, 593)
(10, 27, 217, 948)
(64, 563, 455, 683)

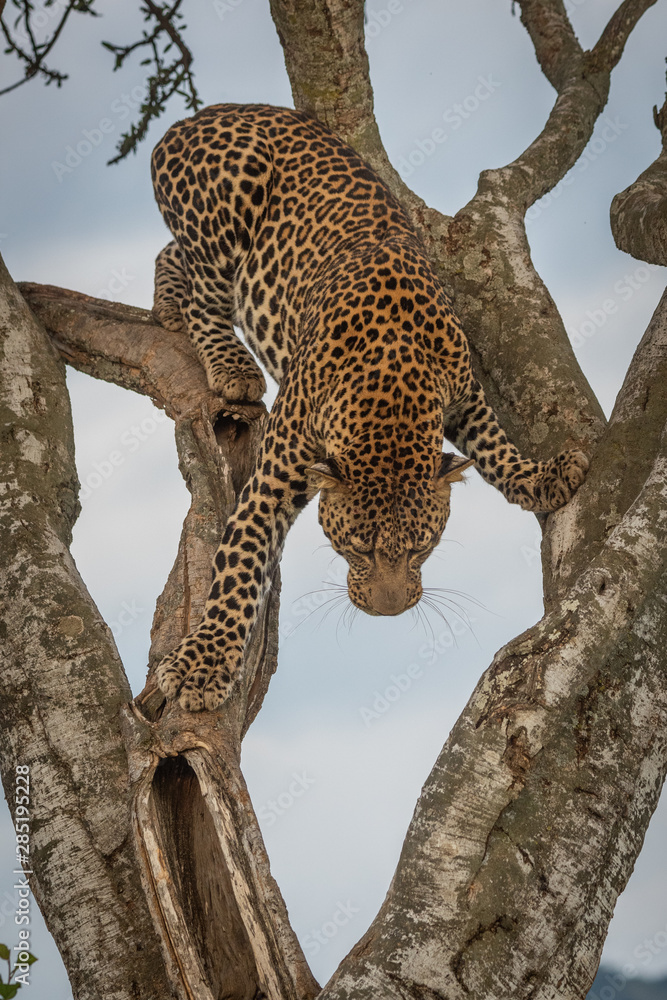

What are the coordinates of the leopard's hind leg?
(152, 240, 266, 402)
(151, 126, 273, 403)
(153, 241, 188, 332)
(183, 264, 266, 402)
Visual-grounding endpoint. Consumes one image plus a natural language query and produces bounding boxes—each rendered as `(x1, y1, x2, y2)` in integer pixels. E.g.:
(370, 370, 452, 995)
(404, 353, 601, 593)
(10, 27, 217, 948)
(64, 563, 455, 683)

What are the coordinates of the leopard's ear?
(305, 460, 347, 493)
(437, 453, 475, 487)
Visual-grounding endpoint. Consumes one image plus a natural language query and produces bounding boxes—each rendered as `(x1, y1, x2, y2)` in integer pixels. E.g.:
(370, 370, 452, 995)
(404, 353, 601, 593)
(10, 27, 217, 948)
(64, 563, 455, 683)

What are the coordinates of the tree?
(1, 1, 666, 998)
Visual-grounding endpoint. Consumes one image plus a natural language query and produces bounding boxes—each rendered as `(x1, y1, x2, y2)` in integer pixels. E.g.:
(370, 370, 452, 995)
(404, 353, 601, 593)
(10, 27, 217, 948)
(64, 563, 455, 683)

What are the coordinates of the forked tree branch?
(0, 258, 174, 1000)
(4, 275, 318, 1000)
(1, 3, 665, 999)
(263, 1, 667, 998)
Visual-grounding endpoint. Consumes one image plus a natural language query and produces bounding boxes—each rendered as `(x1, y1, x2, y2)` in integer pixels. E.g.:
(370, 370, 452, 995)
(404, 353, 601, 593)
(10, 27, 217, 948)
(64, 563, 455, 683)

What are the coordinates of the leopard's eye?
(348, 538, 373, 557)
(409, 543, 434, 559)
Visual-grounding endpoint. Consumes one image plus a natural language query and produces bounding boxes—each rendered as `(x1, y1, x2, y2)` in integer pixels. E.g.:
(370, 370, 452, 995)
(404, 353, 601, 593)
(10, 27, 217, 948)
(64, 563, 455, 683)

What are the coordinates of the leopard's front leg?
(444, 379, 589, 512)
(157, 425, 318, 711)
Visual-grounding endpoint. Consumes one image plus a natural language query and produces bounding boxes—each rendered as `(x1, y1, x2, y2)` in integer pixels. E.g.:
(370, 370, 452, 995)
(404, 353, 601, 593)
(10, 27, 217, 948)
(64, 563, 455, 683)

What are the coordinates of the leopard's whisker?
(317, 593, 351, 625)
(423, 587, 494, 615)
(427, 539, 464, 561)
(419, 597, 458, 644)
(335, 598, 358, 643)
(288, 593, 350, 634)
(420, 595, 482, 648)
(293, 584, 348, 603)
(422, 593, 473, 628)
(412, 602, 435, 648)
(422, 590, 489, 641)
(423, 593, 473, 627)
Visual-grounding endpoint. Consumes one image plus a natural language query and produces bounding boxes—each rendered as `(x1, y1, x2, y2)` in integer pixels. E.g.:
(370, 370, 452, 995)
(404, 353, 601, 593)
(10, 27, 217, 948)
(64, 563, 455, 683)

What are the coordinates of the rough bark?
(1, 2, 666, 999)
(0, 259, 174, 1000)
(611, 95, 667, 266)
(318, 298, 667, 1000)
(2, 275, 318, 1000)
(267, 2, 667, 999)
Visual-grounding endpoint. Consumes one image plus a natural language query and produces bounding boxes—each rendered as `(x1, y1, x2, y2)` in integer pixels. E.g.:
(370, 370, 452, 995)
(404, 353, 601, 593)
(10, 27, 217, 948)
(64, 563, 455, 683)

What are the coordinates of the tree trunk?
(1, 2, 666, 998)
(0, 273, 317, 1000)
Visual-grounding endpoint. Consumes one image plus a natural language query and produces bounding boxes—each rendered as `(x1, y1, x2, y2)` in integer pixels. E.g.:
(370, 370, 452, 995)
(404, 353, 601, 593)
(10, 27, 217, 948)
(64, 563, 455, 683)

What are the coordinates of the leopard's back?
(151, 103, 428, 383)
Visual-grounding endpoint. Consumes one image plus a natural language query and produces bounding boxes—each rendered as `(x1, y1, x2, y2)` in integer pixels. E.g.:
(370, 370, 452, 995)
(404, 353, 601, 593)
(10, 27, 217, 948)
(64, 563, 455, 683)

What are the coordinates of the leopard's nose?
(366, 553, 420, 616)
(368, 580, 409, 616)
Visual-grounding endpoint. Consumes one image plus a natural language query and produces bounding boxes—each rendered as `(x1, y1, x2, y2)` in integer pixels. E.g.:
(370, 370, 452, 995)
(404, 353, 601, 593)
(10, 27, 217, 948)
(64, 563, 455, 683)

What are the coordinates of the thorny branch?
(0, 0, 98, 97)
(0, 0, 201, 161)
(102, 0, 201, 164)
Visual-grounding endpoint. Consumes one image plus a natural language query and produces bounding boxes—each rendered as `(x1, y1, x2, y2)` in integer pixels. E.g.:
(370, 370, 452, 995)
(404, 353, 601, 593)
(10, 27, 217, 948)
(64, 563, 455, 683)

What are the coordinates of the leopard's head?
(306, 452, 474, 616)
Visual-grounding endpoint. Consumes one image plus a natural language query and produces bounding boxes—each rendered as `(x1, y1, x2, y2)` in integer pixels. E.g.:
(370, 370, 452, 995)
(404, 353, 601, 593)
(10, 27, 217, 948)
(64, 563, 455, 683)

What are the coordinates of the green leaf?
(0, 983, 20, 999)
(25, 955, 37, 967)
(0, 946, 9, 961)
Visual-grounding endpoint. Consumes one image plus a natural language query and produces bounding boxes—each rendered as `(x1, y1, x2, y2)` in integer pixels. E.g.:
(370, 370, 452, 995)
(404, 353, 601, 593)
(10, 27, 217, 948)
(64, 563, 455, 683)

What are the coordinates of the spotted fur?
(151, 103, 588, 711)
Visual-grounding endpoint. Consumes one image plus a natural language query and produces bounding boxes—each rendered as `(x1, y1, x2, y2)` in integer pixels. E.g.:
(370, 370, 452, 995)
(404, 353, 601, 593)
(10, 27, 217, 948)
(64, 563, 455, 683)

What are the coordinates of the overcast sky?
(1, 2, 667, 996)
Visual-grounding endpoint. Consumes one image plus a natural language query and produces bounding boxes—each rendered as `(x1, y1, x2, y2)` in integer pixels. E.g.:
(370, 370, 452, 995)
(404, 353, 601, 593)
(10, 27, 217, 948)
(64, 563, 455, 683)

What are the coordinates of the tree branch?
(319, 414, 667, 1000)
(0, 257, 175, 999)
(264, 7, 667, 999)
(0, 0, 97, 97)
(590, 0, 660, 72)
(517, 0, 582, 91)
(13, 278, 318, 999)
(610, 94, 667, 265)
(544, 285, 667, 599)
(268, 0, 425, 215)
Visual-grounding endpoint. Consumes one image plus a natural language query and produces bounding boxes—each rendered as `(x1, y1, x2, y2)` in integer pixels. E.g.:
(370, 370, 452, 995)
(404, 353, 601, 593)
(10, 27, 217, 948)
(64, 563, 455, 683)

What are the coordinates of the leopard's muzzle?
(349, 551, 422, 617)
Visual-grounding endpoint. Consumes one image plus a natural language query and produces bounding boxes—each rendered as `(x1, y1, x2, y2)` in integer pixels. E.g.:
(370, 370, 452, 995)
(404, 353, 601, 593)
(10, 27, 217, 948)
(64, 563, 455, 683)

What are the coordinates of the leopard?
(150, 103, 589, 712)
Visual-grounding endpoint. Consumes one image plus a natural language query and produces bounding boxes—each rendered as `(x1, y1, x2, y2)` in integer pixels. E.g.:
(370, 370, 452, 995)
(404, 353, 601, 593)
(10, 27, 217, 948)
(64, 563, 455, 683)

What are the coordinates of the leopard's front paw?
(209, 368, 267, 403)
(156, 632, 242, 711)
(532, 449, 590, 512)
